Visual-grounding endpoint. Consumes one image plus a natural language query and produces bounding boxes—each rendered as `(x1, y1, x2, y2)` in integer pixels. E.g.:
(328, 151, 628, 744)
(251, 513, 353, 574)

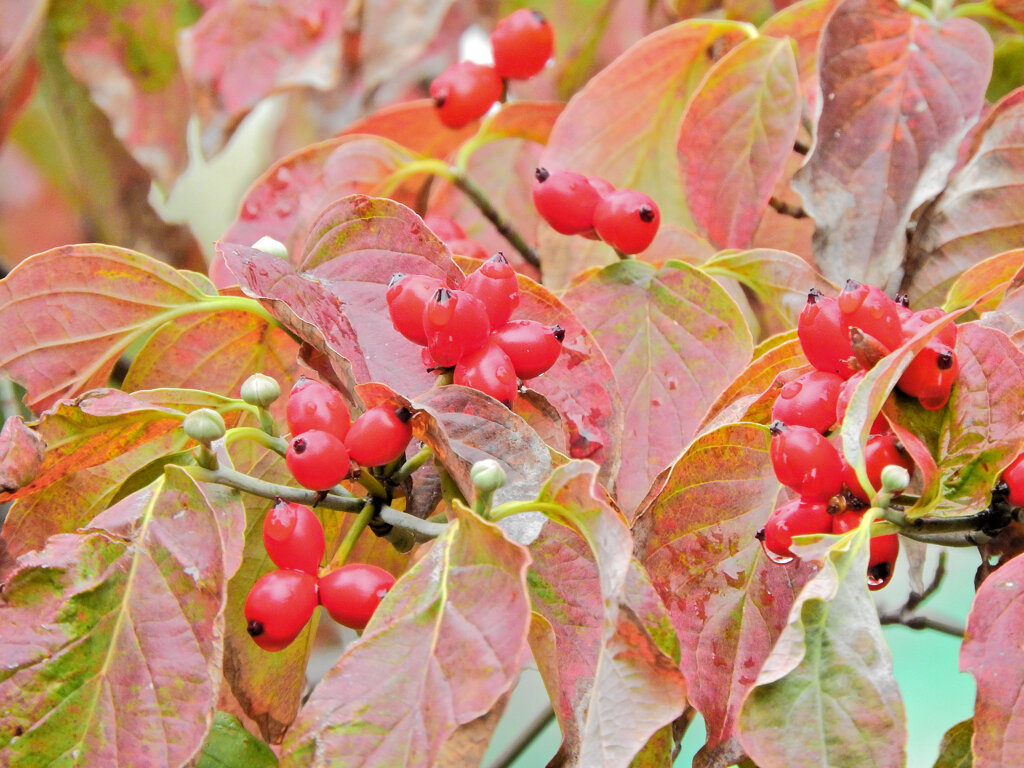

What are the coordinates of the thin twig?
(485, 704, 556, 768)
(186, 465, 364, 512)
(768, 197, 808, 219)
(879, 613, 965, 638)
(450, 172, 541, 269)
(878, 553, 964, 638)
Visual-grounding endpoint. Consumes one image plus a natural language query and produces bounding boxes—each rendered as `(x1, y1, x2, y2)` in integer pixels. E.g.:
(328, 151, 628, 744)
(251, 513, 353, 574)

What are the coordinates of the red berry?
(592, 189, 660, 254)
(896, 342, 958, 410)
(491, 9, 554, 80)
(318, 563, 396, 630)
(491, 320, 564, 379)
(286, 430, 350, 491)
(797, 289, 857, 378)
(1002, 452, 1024, 507)
(430, 61, 503, 129)
(831, 511, 899, 590)
(841, 433, 914, 503)
(463, 253, 520, 328)
(834, 370, 889, 435)
(286, 377, 351, 441)
(454, 340, 519, 407)
(423, 214, 466, 241)
(447, 237, 490, 261)
(579, 176, 616, 240)
(345, 406, 413, 467)
(262, 499, 325, 575)
(761, 497, 834, 562)
(769, 422, 844, 501)
(771, 370, 844, 433)
(386, 273, 444, 346)
(902, 307, 957, 348)
(423, 288, 491, 367)
(532, 168, 603, 235)
(244, 569, 319, 651)
(837, 279, 904, 352)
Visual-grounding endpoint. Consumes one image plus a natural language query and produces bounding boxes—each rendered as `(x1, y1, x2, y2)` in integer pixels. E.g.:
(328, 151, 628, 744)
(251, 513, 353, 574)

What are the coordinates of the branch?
(485, 704, 555, 768)
(450, 172, 541, 269)
(768, 197, 808, 219)
(186, 465, 364, 512)
(878, 552, 965, 638)
(896, 501, 1015, 546)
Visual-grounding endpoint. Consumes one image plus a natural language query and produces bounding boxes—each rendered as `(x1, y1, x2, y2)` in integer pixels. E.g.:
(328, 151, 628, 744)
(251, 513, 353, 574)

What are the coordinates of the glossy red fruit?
(430, 61, 504, 129)
(286, 430, 350, 491)
(463, 253, 520, 328)
(837, 279, 904, 352)
(771, 370, 844, 433)
(580, 176, 616, 240)
(841, 433, 914, 502)
(454, 340, 519, 407)
(491, 320, 564, 379)
(761, 497, 834, 562)
(286, 377, 351, 441)
(491, 9, 555, 80)
(834, 370, 889, 435)
(387, 273, 445, 346)
(1001, 452, 1024, 507)
(797, 289, 857, 378)
(423, 214, 466, 241)
(319, 563, 396, 630)
(244, 569, 319, 651)
(447, 237, 490, 261)
(532, 167, 603, 235)
(592, 189, 660, 254)
(345, 406, 413, 467)
(769, 422, 844, 500)
(262, 499, 325, 575)
(896, 342, 958, 410)
(901, 307, 957, 348)
(831, 511, 899, 590)
(423, 288, 491, 367)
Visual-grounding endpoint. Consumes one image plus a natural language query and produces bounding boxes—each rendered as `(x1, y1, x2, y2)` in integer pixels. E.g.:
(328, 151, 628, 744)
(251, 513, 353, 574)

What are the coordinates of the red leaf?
(794, 0, 992, 291)
(679, 36, 802, 248)
(281, 503, 531, 768)
(341, 99, 479, 158)
(760, 0, 843, 109)
(961, 553, 1024, 768)
(0, 0, 45, 144)
(0, 416, 44, 493)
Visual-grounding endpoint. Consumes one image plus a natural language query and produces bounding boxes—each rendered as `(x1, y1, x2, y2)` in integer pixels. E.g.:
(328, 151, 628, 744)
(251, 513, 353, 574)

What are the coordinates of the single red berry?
(447, 237, 490, 261)
(592, 189, 660, 254)
(286, 430, 350, 491)
(423, 214, 466, 241)
(463, 253, 520, 328)
(262, 499, 326, 575)
(318, 563, 396, 630)
(532, 167, 603, 236)
(429, 61, 504, 129)
(771, 370, 844, 433)
(244, 569, 319, 651)
(769, 421, 844, 500)
(286, 377, 351, 441)
(491, 9, 554, 80)
(423, 288, 491, 367)
(761, 497, 834, 562)
(491, 320, 564, 379)
(896, 342, 958, 410)
(454, 340, 519, 407)
(834, 370, 889, 435)
(831, 511, 899, 590)
(386, 273, 445, 347)
(841, 433, 915, 503)
(1001, 452, 1024, 507)
(797, 289, 857, 378)
(345, 406, 413, 467)
(901, 307, 957, 349)
(837, 279, 904, 352)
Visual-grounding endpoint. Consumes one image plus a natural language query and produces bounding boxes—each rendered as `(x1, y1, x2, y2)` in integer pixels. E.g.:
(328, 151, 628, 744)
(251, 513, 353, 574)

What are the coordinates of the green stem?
(185, 465, 365, 512)
(224, 427, 288, 457)
(331, 500, 377, 567)
(489, 500, 567, 522)
(378, 158, 455, 197)
(354, 470, 388, 500)
(391, 446, 433, 484)
(450, 172, 541, 269)
(952, 1, 1024, 32)
(378, 505, 449, 539)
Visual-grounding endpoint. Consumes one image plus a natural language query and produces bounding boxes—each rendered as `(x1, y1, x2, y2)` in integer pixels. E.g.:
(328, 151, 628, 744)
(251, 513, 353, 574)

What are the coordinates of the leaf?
(907, 90, 1024, 308)
(679, 37, 802, 249)
(933, 718, 973, 768)
(794, 0, 992, 291)
(634, 423, 817, 753)
(536, 19, 753, 288)
(434, 694, 509, 768)
(514, 389, 570, 456)
(0, 415, 44, 492)
(180, 0, 344, 156)
(195, 712, 278, 768)
(359, 0, 457, 94)
(0, 244, 219, 412)
(528, 461, 687, 766)
(961, 553, 1024, 768)
(0, 0, 45, 144)
(737, 514, 907, 767)
(943, 249, 1024, 315)
(474, 101, 565, 146)
(280, 503, 531, 768)
(760, 0, 843, 109)
(563, 260, 752, 512)
(0, 466, 228, 767)
(341, 99, 480, 158)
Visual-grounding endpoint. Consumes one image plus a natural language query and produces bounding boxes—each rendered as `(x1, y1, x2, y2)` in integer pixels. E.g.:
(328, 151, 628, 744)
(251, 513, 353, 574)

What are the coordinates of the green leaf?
(737, 514, 907, 767)
(943, 248, 1024, 315)
(195, 712, 278, 768)
(933, 718, 972, 768)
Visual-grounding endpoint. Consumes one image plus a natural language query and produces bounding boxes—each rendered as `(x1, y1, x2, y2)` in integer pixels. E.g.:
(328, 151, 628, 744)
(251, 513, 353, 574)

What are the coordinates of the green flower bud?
(252, 235, 289, 260)
(880, 464, 910, 494)
(183, 408, 226, 443)
(240, 373, 281, 408)
(470, 459, 507, 494)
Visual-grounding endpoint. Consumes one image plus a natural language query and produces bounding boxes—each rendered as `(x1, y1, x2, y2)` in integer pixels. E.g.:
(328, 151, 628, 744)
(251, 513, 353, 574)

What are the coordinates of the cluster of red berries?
(244, 499, 396, 651)
(284, 377, 414, 491)
(386, 253, 564, 407)
(759, 279, 961, 589)
(532, 168, 661, 255)
(429, 9, 554, 129)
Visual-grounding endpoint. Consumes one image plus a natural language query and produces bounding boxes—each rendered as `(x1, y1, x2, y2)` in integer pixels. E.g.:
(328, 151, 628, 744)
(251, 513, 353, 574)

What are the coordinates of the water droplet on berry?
(780, 381, 802, 399)
(761, 542, 795, 565)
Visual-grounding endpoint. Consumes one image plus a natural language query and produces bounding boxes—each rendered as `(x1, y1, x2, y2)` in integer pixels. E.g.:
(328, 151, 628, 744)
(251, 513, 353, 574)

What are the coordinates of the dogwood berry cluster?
(758, 279, 960, 589)
(387, 254, 564, 407)
(244, 499, 396, 651)
(532, 167, 661, 254)
(284, 377, 413, 491)
(429, 9, 554, 129)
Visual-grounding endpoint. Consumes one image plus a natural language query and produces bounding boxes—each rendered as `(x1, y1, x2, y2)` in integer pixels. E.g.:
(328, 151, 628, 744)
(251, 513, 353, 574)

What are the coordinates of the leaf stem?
(185, 465, 364, 512)
(392, 445, 433, 484)
(484, 704, 556, 768)
(378, 158, 455, 197)
(448, 171, 541, 269)
(354, 469, 388, 500)
(489, 499, 568, 522)
(952, 1, 1024, 33)
(331, 499, 377, 567)
(377, 505, 449, 539)
(224, 427, 288, 457)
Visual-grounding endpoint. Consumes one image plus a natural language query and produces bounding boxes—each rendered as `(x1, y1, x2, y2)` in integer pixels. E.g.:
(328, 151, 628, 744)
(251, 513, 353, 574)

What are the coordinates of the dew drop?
(760, 540, 794, 565)
(780, 381, 802, 399)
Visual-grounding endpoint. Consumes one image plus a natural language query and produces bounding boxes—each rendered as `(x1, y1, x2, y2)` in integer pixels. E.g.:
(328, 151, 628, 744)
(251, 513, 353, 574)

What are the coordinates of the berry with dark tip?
(262, 499, 325, 575)
(491, 320, 564, 379)
(532, 168, 603, 235)
(769, 421, 844, 500)
(454, 340, 519, 407)
(771, 370, 844, 433)
(286, 430, 350, 491)
(463, 253, 520, 328)
(797, 289, 857, 378)
(318, 563, 396, 630)
(422, 288, 491, 367)
(491, 9, 555, 80)
(244, 569, 319, 651)
(592, 189, 660, 254)
(386, 273, 444, 346)
(286, 377, 351, 441)
(345, 406, 414, 467)
(429, 61, 503, 129)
